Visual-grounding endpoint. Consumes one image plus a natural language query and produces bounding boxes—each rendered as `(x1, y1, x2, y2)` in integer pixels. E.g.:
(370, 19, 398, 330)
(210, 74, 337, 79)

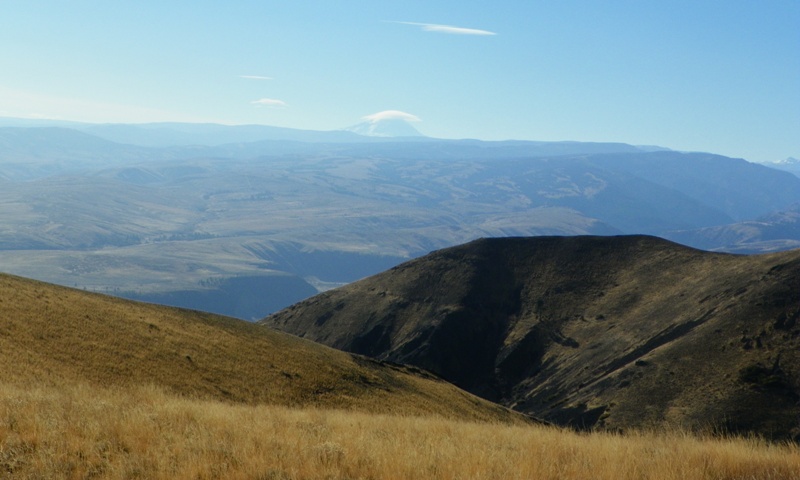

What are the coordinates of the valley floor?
(1, 381, 798, 480)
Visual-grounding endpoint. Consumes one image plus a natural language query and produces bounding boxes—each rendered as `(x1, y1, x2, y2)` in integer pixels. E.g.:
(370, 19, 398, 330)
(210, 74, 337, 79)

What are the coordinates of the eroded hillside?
(263, 235, 800, 439)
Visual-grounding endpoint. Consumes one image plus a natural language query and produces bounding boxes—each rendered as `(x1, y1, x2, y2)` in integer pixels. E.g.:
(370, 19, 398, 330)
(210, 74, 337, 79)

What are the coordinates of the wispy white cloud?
(251, 98, 287, 108)
(390, 21, 496, 36)
(363, 110, 421, 122)
(240, 75, 273, 80)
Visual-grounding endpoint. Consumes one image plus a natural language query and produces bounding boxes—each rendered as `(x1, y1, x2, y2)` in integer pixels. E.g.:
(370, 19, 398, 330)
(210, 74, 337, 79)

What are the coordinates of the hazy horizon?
(1, 1, 798, 163)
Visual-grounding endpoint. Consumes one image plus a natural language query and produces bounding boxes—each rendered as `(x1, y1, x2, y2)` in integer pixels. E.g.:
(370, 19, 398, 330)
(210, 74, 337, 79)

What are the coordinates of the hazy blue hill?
(0, 127, 169, 180)
(79, 122, 371, 147)
(0, 126, 132, 160)
(0, 116, 649, 155)
(764, 157, 800, 177)
(665, 204, 800, 253)
(597, 151, 800, 220)
(309, 139, 644, 160)
(29, 127, 643, 167)
(473, 157, 734, 232)
(2, 122, 800, 317)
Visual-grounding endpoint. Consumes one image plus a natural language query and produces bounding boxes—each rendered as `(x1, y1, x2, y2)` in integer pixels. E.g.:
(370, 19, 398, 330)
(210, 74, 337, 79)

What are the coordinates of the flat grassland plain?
(0, 273, 798, 479)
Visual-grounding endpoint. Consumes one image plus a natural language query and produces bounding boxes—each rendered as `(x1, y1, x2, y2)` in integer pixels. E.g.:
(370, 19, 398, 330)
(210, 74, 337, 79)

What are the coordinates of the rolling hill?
(0, 272, 524, 423)
(666, 204, 800, 253)
(263, 235, 800, 440)
(3, 122, 800, 320)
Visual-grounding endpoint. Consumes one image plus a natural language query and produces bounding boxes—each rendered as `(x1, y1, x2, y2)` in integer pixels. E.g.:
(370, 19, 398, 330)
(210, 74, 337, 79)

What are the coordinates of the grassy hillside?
(264, 235, 800, 440)
(2, 381, 799, 479)
(0, 265, 798, 478)
(0, 272, 521, 422)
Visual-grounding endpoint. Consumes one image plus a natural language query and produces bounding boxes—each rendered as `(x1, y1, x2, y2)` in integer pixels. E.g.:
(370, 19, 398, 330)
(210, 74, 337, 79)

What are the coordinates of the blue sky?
(0, 1, 797, 162)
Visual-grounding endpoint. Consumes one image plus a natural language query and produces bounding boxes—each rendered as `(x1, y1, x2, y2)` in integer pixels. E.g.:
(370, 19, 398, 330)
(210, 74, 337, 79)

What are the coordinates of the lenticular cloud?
(363, 110, 421, 123)
(251, 98, 287, 107)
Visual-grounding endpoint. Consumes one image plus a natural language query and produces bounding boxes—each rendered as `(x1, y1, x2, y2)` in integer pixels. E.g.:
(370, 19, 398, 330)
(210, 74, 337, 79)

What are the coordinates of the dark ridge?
(263, 235, 800, 440)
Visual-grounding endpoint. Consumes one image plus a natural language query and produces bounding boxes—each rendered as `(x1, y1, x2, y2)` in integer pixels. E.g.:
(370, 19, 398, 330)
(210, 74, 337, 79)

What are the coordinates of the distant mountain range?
(0, 117, 369, 146)
(0, 115, 425, 147)
(1, 118, 800, 318)
(263, 235, 800, 440)
(666, 204, 800, 253)
(764, 157, 800, 178)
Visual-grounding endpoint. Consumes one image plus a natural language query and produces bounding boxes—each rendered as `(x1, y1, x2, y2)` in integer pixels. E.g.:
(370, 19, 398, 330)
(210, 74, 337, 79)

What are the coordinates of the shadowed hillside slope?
(264, 235, 800, 440)
(0, 273, 524, 423)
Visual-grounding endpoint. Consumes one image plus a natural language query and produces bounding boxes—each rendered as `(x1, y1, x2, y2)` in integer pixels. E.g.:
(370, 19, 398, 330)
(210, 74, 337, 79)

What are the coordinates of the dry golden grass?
(1, 380, 798, 480)
(0, 272, 521, 423)
(1, 272, 799, 478)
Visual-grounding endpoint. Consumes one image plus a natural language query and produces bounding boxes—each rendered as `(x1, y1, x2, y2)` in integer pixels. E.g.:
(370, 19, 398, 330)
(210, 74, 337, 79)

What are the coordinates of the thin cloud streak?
(391, 21, 496, 36)
(251, 98, 287, 108)
(240, 75, 273, 80)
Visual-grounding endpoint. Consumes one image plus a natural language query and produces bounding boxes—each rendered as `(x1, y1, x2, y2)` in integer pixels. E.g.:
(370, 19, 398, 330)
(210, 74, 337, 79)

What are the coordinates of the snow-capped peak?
(344, 110, 424, 137)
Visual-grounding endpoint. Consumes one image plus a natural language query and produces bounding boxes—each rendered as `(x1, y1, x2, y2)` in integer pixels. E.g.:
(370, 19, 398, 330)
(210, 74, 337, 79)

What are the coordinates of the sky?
(0, 1, 797, 163)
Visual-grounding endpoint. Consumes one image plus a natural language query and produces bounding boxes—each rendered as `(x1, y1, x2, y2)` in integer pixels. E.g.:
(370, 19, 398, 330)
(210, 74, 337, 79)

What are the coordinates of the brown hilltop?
(263, 235, 800, 440)
(0, 272, 524, 424)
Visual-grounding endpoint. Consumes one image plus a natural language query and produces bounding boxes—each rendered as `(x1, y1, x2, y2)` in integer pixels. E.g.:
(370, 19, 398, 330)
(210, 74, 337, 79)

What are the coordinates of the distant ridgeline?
(1, 120, 800, 319)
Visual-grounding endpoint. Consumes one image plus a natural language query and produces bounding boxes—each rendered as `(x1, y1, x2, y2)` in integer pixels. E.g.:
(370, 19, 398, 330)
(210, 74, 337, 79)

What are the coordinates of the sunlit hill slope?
(1, 252, 800, 478)
(0, 272, 521, 422)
